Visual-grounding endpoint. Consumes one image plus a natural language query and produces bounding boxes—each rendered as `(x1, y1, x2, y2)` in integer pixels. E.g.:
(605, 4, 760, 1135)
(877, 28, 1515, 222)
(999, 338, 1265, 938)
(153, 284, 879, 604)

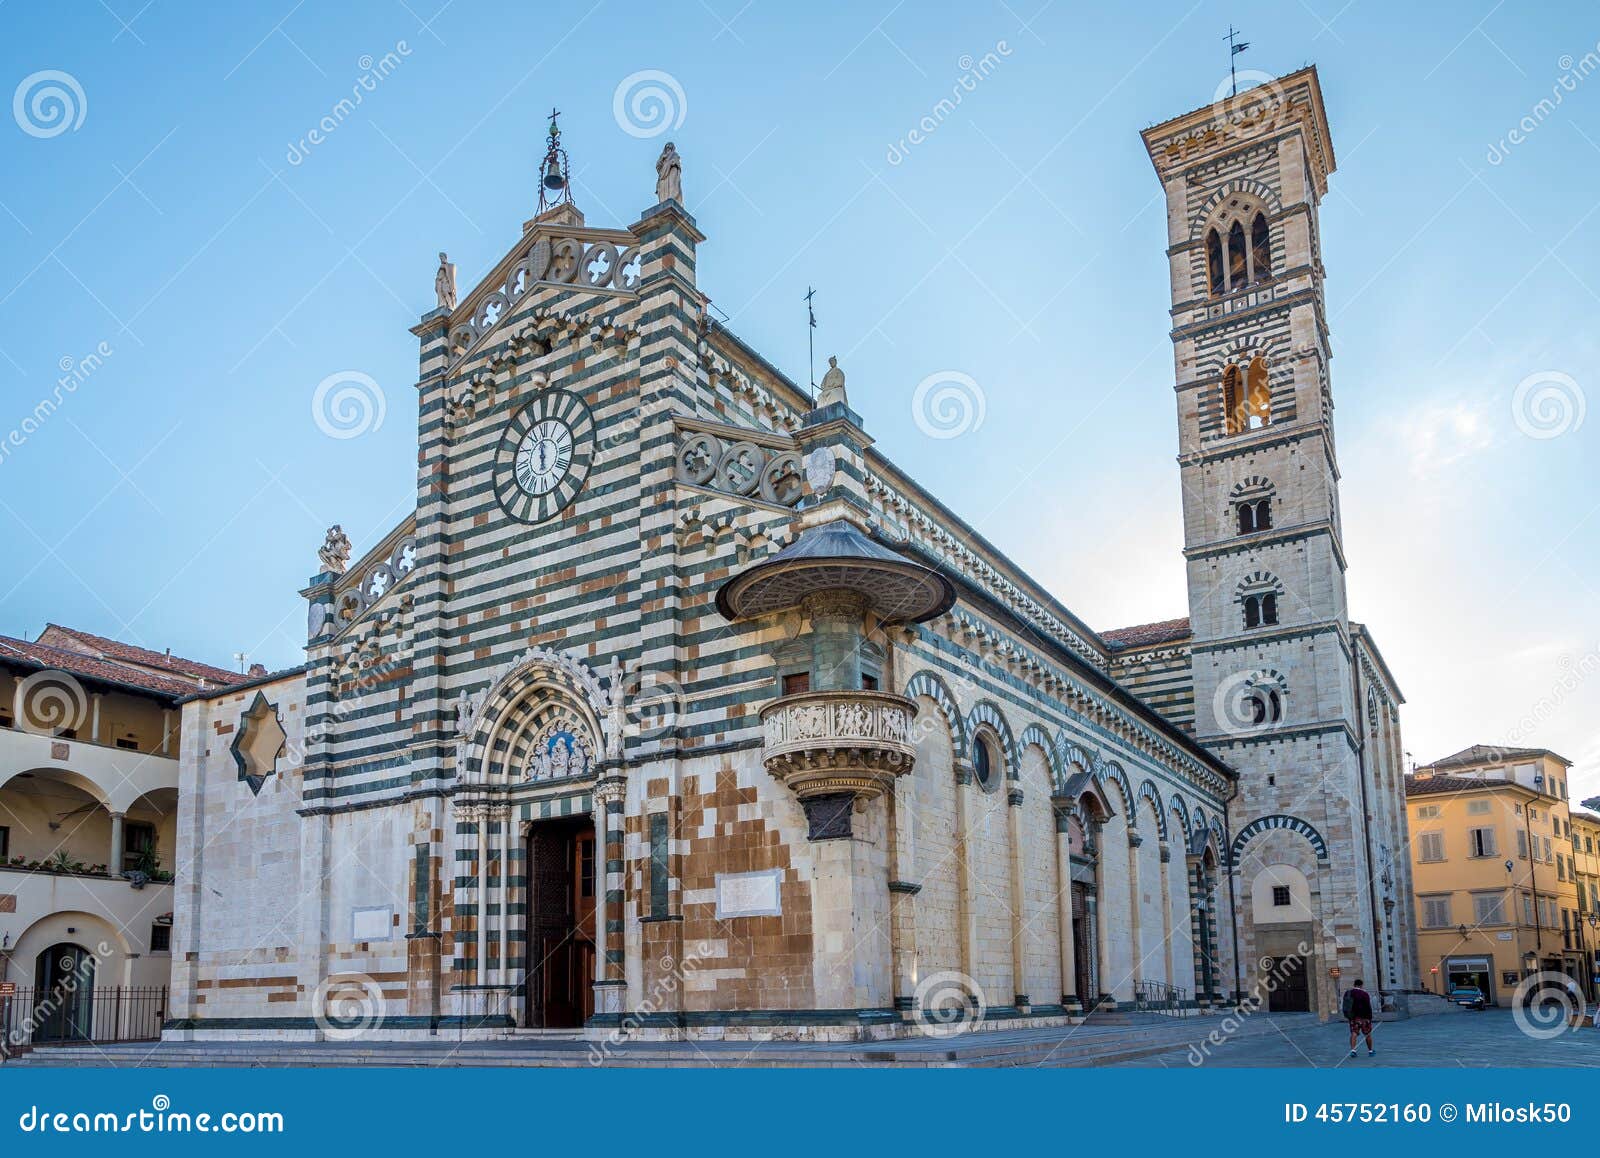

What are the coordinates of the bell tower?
(1142, 68, 1388, 1014)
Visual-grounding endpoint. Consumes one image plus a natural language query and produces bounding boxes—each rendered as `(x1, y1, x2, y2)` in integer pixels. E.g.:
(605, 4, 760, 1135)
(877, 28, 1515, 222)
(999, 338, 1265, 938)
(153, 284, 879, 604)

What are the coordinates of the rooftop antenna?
(1225, 25, 1250, 96)
(233, 651, 248, 673)
(804, 286, 818, 404)
(537, 107, 572, 213)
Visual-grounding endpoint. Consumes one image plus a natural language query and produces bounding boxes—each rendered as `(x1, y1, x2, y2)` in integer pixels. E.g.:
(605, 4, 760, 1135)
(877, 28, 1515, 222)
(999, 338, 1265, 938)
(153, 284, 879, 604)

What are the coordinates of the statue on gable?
(434, 251, 457, 311)
(655, 142, 682, 204)
(318, 525, 352, 575)
(817, 355, 848, 409)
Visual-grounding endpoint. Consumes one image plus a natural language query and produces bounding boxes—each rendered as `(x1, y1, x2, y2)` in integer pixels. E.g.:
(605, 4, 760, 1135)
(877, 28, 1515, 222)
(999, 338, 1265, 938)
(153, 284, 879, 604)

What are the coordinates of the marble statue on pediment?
(435, 252, 457, 311)
(817, 355, 847, 409)
(318, 525, 352, 575)
(655, 142, 682, 204)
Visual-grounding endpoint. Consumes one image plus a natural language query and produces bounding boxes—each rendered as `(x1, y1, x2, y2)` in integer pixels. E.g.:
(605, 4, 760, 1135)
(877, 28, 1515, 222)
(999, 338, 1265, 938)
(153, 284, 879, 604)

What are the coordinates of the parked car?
(1448, 986, 1487, 1010)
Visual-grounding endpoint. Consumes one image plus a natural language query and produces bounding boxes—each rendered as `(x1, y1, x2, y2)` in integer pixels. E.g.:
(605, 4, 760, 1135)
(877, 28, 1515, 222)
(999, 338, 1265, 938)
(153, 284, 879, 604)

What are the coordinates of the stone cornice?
(1184, 518, 1348, 574)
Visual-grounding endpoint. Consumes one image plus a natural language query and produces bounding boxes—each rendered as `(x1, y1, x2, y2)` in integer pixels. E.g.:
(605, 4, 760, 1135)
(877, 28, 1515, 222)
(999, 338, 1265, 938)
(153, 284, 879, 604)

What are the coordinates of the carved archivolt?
(451, 647, 623, 786)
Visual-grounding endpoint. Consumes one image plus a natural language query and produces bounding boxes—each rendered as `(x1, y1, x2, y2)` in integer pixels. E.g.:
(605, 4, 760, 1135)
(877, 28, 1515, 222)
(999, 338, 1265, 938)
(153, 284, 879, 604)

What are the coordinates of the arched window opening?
(973, 733, 997, 791)
(1205, 228, 1225, 297)
(1247, 689, 1283, 725)
(1227, 220, 1248, 290)
(1236, 495, 1272, 535)
(1242, 592, 1281, 630)
(1245, 356, 1271, 430)
(1222, 364, 1245, 435)
(1251, 212, 1272, 282)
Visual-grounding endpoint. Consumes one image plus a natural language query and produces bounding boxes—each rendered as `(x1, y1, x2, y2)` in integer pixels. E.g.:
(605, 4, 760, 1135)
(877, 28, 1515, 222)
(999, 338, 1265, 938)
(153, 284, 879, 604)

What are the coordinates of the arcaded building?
(169, 66, 1410, 1040)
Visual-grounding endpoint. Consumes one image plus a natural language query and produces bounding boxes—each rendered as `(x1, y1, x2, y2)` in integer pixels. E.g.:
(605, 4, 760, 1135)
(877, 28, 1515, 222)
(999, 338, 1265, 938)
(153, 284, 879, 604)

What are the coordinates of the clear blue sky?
(2, 1, 1597, 796)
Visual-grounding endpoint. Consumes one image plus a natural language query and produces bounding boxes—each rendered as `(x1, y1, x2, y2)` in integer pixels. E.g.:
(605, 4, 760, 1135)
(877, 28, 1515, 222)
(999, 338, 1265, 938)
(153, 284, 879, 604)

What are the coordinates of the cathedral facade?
(168, 67, 1410, 1041)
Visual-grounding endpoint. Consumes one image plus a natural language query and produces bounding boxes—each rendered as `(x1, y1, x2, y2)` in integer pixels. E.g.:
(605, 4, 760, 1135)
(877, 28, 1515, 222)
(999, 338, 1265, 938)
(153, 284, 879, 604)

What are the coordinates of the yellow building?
(1570, 809, 1600, 995)
(1406, 746, 1590, 1006)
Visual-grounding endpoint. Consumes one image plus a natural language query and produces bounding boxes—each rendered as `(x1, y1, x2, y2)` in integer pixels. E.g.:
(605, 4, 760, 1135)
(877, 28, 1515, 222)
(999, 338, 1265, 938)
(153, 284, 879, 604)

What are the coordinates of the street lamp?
(1457, 923, 1469, 939)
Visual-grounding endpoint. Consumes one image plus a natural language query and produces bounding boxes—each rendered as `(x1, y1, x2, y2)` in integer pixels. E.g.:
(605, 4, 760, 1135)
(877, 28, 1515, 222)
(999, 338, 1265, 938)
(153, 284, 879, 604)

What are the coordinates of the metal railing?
(1133, 979, 1189, 1016)
(0, 986, 166, 1057)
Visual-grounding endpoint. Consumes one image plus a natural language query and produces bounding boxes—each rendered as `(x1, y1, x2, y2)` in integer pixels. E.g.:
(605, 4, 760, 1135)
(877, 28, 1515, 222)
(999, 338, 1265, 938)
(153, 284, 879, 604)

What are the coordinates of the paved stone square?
(1128, 1009, 1600, 1068)
(13, 1009, 1599, 1068)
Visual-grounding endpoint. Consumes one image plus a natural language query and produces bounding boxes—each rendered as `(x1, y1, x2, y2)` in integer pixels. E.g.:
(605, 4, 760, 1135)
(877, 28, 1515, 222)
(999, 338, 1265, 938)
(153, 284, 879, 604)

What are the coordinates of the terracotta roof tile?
(1100, 616, 1191, 650)
(37, 623, 244, 686)
(1405, 773, 1520, 797)
(0, 637, 198, 699)
(1425, 743, 1571, 769)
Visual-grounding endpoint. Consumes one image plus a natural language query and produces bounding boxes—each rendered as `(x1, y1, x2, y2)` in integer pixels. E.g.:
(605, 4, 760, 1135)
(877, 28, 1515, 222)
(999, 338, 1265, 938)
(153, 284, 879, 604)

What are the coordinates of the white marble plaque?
(715, 868, 783, 918)
(351, 905, 392, 941)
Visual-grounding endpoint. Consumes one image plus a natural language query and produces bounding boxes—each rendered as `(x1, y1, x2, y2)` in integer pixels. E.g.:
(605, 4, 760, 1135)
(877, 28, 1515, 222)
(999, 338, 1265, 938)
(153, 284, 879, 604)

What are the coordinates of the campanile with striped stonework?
(1141, 67, 1414, 1014)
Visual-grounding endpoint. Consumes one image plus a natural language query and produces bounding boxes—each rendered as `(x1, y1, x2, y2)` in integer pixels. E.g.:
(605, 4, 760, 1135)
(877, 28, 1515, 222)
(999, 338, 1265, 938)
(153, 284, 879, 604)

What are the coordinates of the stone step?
(8, 1015, 1295, 1069)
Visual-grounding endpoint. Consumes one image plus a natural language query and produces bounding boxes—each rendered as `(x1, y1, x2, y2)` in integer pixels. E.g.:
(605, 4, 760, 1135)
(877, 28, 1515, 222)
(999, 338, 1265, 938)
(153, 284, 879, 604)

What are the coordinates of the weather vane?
(804, 286, 818, 403)
(537, 106, 572, 212)
(1225, 26, 1250, 97)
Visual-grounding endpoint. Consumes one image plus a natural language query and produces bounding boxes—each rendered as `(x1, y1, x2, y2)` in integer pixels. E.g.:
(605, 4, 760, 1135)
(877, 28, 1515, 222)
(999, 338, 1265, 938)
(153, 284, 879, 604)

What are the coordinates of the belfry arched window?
(1242, 591, 1279, 629)
(1251, 212, 1272, 281)
(1248, 687, 1283, 725)
(1245, 357, 1271, 429)
(1238, 496, 1273, 534)
(1204, 202, 1274, 297)
(1206, 228, 1225, 297)
(1222, 357, 1272, 435)
(1227, 220, 1248, 289)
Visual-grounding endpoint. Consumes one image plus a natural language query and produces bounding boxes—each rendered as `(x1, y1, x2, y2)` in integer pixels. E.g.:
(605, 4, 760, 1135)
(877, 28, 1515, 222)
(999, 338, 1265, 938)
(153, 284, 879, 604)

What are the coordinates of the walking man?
(1342, 978, 1375, 1058)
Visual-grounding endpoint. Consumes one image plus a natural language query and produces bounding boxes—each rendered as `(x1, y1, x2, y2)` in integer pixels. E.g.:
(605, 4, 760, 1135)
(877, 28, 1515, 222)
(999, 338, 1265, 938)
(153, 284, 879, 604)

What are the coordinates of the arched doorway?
(32, 942, 96, 1043)
(523, 816, 595, 1028)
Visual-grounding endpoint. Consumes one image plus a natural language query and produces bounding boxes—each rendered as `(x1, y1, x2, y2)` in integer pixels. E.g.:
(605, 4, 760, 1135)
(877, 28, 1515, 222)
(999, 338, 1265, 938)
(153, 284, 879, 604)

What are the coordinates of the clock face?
(492, 390, 595, 523)
(515, 419, 573, 495)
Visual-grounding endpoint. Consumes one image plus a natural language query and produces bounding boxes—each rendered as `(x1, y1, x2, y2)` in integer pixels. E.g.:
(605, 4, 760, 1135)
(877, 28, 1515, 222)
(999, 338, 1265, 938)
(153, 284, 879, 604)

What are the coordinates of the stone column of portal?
(1006, 786, 1027, 1010)
(495, 806, 511, 1003)
(592, 773, 627, 1025)
(1126, 832, 1143, 1002)
(1053, 807, 1078, 1011)
(1158, 843, 1175, 990)
(108, 811, 125, 876)
(474, 809, 488, 991)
